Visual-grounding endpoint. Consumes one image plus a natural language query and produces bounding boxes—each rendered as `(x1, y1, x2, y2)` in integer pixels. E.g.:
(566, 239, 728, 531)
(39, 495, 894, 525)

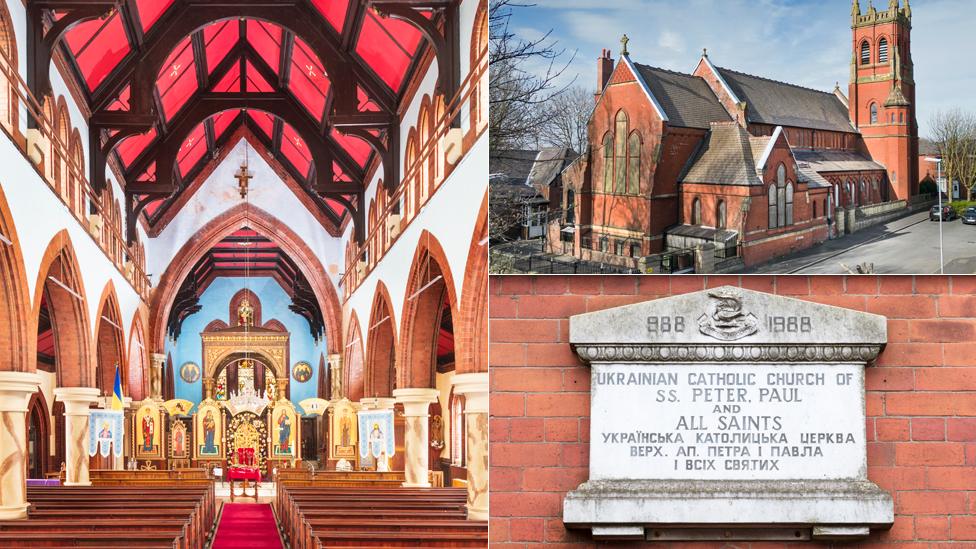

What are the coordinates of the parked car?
(963, 207, 976, 225)
(930, 204, 956, 222)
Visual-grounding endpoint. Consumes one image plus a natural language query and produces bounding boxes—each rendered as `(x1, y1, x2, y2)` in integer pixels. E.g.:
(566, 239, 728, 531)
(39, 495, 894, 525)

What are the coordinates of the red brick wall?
(490, 274, 976, 547)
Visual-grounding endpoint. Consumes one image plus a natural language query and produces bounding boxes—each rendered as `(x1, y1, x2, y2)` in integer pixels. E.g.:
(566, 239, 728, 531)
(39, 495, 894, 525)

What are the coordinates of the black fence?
(490, 249, 638, 274)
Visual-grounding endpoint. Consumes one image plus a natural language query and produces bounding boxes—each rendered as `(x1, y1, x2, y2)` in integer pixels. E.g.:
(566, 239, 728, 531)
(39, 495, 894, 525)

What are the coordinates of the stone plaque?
(564, 287, 893, 542)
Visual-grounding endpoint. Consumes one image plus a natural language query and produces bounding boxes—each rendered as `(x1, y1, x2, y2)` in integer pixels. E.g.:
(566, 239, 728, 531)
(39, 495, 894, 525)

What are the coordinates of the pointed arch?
(0, 0, 19, 132)
(398, 231, 458, 390)
(344, 311, 365, 401)
(150, 204, 341, 355)
(469, 0, 488, 129)
(229, 288, 261, 326)
(32, 230, 93, 387)
(0, 183, 32, 373)
(456, 192, 488, 375)
(127, 311, 149, 401)
(93, 281, 126, 398)
(364, 281, 397, 398)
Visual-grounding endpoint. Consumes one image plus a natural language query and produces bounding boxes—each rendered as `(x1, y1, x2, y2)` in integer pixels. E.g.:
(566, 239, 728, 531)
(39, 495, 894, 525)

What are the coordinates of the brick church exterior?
(551, 0, 920, 269)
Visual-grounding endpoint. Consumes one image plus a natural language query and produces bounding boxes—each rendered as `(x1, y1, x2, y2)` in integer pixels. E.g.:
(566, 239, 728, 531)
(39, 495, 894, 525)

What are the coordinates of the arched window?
(768, 184, 778, 228)
(450, 391, 465, 466)
(614, 111, 628, 193)
(627, 132, 641, 195)
(602, 134, 613, 192)
(813, 200, 818, 219)
(566, 189, 576, 224)
(870, 103, 878, 124)
(860, 41, 870, 65)
(691, 197, 702, 225)
(785, 182, 794, 225)
(776, 164, 787, 228)
(878, 38, 888, 63)
(716, 200, 726, 229)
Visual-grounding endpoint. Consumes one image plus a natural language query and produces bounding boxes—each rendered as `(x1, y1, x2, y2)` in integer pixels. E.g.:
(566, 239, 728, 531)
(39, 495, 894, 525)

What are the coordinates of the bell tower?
(848, 0, 918, 200)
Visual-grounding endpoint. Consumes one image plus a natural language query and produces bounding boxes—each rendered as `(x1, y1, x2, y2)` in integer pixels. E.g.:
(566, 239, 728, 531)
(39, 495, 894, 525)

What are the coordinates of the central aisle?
(212, 503, 284, 549)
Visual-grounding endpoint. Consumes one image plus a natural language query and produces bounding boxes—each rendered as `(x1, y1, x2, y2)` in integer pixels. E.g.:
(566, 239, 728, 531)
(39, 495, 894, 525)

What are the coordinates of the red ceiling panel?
(248, 111, 275, 139)
(135, 0, 175, 33)
(63, 12, 131, 91)
(177, 122, 207, 176)
(310, 0, 349, 33)
(117, 128, 158, 167)
(107, 85, 131, 111)
(212, 109, 240, 140)
(143, 198, 165, 217)
(288, 37, 330, 118)
(247, 21, 283, 76)
(211, 64, 241, 93)
(358, 86, 380, 112)
(331, 129, 370, 167)
(355, 10, 424, 90)
(280, 122, 311, 177)
(204, 20, 239, 74)
(245, 61, 274, 93)
(157, 37, 197, 120)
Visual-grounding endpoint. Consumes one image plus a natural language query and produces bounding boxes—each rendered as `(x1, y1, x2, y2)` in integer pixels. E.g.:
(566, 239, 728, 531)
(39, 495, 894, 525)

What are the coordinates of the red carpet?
(212, 503, 283, 549)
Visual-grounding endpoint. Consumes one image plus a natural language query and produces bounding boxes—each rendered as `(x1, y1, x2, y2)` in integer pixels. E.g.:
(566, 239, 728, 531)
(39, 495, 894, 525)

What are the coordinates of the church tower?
(849, 0, 918, 200)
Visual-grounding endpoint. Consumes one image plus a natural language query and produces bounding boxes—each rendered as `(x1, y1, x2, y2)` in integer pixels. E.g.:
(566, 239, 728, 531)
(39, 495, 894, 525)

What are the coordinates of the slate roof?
(715, 67, 856, 133)
(633, 64, 732, 130)
(791, 149, 885, 173)
(796, 163, 832, 188)
(681, 122, 764, 186)
(919, 138, 940, 156)
(526, 148, 580, 190)
(489, 150, 539, 184)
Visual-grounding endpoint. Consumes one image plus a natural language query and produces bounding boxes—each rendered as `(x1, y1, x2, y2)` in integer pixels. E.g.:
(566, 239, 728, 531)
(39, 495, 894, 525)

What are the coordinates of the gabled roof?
(680, 122, 764, 186)
(526, 148, 579, 190)
(490, 150, 539, 184)
(714, 67, 856, 133)
(632, 64, 732, 130)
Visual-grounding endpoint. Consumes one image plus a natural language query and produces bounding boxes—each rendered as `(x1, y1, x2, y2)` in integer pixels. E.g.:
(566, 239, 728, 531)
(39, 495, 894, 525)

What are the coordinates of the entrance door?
(301, 417, 317, 461)
(27, 408, 43, 478)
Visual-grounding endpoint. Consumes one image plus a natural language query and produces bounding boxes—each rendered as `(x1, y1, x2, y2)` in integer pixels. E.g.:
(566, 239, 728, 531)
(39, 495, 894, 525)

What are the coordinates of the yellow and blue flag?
(111, 365, 124, 410)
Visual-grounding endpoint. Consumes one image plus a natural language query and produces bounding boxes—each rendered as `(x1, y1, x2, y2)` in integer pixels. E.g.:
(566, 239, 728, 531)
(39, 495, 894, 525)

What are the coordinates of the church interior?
(0, 0, 488, 546)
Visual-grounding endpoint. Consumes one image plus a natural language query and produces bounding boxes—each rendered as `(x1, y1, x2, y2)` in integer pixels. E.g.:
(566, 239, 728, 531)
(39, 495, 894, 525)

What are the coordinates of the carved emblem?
(697, 288, 759, 341)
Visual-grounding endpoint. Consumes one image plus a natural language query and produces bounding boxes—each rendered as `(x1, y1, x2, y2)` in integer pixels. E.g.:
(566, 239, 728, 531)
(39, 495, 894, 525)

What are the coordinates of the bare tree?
(930, 109, 976, 200)
(539, 85, 592, 153)
(489, 0, 575, 151)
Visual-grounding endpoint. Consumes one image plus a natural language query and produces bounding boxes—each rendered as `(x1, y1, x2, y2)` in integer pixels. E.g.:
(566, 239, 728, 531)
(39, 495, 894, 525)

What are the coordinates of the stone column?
(276, 377, 289, 401)
(54, 387, 101, 486)
(0, 372, 41, 519)
(328, 353, 343, 400)
(453, 373, 489, 521)
(150, 353, 165, 401)
(392, 388, 439, 488)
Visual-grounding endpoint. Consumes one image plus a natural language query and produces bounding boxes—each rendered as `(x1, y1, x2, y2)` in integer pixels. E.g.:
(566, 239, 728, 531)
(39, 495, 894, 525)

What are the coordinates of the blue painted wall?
(165, 277, 328, 414)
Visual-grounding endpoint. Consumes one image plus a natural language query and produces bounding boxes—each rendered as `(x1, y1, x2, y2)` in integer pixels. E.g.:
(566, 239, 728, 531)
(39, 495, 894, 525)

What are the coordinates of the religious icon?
(238, 297, 254, 327)
(369, 423, 385, 459)
(180, 362, 200, 383)
(142, 413, 155, 452)
(202, 410, 217, 455)
(277, 412, 292, 454)
(171, 421, 188, 459)
(341, 415, 351, 447)
(98, 421, 112, 441)
(292, 361, 312, 383)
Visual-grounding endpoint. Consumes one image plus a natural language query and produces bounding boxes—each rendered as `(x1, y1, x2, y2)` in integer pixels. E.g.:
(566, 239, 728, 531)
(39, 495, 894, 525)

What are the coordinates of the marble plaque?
(563, 286, 894, 542)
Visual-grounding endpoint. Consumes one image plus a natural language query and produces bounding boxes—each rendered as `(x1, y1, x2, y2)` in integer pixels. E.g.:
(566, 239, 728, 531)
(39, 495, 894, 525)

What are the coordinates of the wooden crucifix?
(235, 163, 253, 199)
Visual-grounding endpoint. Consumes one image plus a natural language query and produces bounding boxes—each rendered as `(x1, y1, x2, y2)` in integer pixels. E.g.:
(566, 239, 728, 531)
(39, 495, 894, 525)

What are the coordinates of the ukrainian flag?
(111, 365, 124, 411)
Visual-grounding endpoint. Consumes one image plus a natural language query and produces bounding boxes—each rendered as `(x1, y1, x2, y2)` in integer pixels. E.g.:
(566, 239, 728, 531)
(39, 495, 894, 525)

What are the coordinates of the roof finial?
(702, 47, 708, 58)
(889, 0, 898, 11)
(852, 0, 860, 17)
(620, 34, 629, 56)
(904, 0, 911, 17)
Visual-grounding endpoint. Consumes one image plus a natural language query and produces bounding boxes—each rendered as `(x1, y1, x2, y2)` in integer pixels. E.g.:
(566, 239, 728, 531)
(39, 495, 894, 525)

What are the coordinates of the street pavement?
(741, 211, 976, 274)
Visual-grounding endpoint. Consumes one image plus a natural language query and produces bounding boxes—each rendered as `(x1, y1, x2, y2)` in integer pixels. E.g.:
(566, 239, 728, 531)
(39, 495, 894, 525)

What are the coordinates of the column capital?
(452, 372, 488, 414)
(393, 388, 440, 417)
(0, 372, 41, 413)
(150, 353, 166, 364)
(54, 387, 101, 416)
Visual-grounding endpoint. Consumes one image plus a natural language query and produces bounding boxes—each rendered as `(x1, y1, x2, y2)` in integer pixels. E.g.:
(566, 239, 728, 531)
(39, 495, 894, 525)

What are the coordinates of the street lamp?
(924, 157, 945, 275)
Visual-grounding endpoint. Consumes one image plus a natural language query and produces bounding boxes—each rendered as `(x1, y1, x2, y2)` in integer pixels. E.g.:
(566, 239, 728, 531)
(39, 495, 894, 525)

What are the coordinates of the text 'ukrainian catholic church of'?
(549, 0, 921, 270)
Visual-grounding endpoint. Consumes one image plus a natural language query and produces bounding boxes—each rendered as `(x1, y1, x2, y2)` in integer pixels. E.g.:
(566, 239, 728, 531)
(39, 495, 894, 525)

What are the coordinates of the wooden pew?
(0, 485, 217, 549)
(278, 485, 487, 549)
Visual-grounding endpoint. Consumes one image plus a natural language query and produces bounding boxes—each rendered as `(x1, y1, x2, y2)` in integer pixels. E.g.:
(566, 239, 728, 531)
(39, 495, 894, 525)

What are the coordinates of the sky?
(508, 0, 974, 138)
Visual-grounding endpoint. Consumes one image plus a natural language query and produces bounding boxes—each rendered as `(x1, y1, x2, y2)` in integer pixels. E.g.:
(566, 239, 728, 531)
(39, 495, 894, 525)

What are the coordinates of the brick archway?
(397, 231, 458, 390)
(344, 311, 365, 401)
(94, 281, 126, 398)
(33, 230, 93, 387)
(150, 204, 341, 355)
(0, 183, 32, 373)
(127, 312, 149, 401)
(456, 191, 488, 375)
(365, 281, 397, 398)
